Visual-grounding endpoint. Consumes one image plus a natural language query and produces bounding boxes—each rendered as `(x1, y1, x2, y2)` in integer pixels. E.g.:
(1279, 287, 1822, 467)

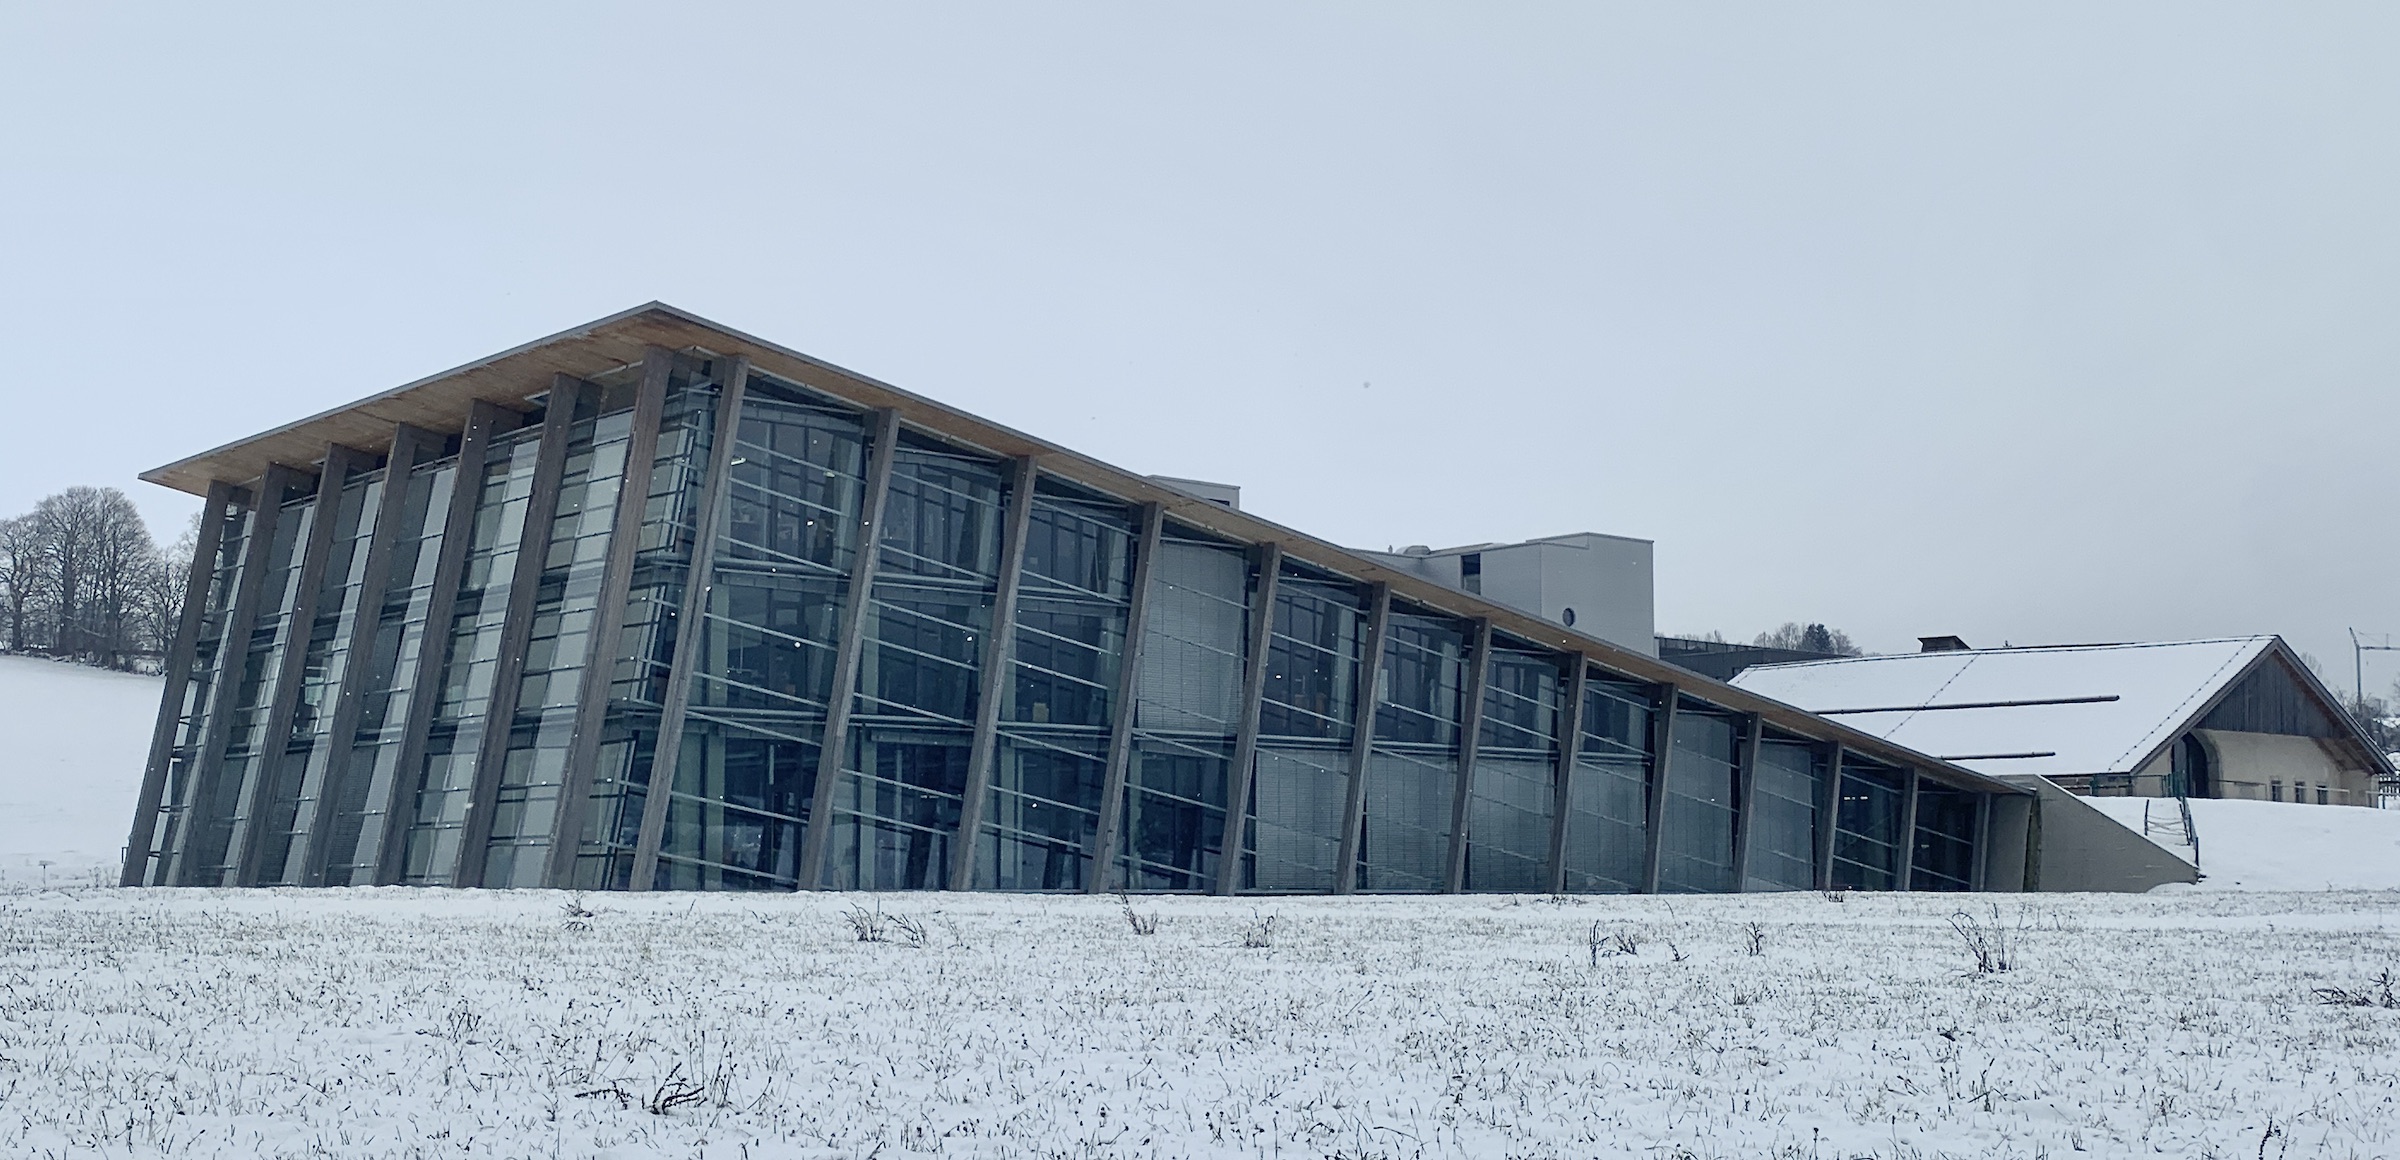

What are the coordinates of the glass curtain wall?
(658, 373, 869, 890)
(976, 478, 1136, 890)
(480, 381, 639, 887)
(1743, 733, 1822, 891)
(1562, 675, 1656, 893)
(140, 493, 255, 884)
(400, 421, 544, 884)
(319, 443, 458, 885)
(1831, 759, 1907, 890)
(1463, 641, 1564, 892)
(1658, 700, 1742, 893)
(184, 475, 316, 885)
(822, 430, 1011, 890)
(1910, 785, 1978, 891)
(253, 461, 385, 884)
(1117, 527, 1255, 890)
(1358, 606, 1468, 892)
(1245, 563, 1367, 892)
(571, 359, 720, 888)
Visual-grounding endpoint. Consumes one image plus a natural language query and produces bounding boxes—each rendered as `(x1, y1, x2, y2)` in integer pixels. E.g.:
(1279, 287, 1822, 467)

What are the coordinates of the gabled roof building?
(1733, 637, 2395, 807)
(124, 303, 2058, 895)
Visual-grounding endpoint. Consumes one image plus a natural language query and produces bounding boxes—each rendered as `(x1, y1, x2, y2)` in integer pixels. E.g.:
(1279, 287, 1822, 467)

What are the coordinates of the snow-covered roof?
(1729, 638, 2279, 779)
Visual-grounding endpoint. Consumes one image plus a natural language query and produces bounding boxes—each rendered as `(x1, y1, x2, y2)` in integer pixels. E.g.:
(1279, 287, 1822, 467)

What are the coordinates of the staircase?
(2142, 796, 2202, 870)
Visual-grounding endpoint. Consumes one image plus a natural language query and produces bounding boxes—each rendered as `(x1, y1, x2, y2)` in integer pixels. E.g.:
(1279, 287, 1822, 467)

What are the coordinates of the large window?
(253, 460, 385, 885)
(1358, 607, 1467, 892)
(978, 478, 1137, 891)
(1246, 563, 1367, 892)
(658, 374, 868, 891)
(1463, 641, 1563, 892)
(184, 474, 316, 885)
(1831, 759, 1907, 890)
(1910, 784, 1979, 891)
(1743, 734, 1822, 891)
(1561, 674, 1654, 893)
(140, 491, 256, 885)
(1658, 700, 1741, 893)
(822, 431, 1009, 890)
(1119, 528, 1254, 891)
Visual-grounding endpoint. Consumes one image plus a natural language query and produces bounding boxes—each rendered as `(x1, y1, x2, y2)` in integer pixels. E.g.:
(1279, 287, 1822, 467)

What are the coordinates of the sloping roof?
(139, 301, 2029, 797)
(1730, 638, 2281, 778)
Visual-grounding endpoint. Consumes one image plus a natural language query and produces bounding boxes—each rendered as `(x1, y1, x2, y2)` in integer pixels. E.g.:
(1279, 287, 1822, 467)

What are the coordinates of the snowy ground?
(2084, 796, 2400, 891)
(0, 653, 158, 888)
(4, 886, 2399, 1158)
(7, 656, 2400, 1156)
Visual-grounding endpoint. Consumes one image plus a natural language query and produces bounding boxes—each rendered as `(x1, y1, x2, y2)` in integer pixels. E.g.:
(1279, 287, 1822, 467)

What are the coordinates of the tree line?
(0, 487, 194, 671)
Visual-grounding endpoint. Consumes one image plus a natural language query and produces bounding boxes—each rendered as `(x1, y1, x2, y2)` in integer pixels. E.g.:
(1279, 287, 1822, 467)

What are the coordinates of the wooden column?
(1895, 768, 1922, 892)
(794, 408, 903, 890)
(948, 455, 1040, 890)
(628, 359, 752, 891)
(1331, 583, 1391, 894)
(166, 463, 298, 887)
(122, 480, 234, 887)
(545, 349, 676, 888)
(1442, 619, 1494, 894)
(1085, 502, 1162, 894)
(1727, 713, 1764, 891)
(1969, 791, 1992, 893)
(1544, 659, 1590, 895)
(373, 402, 512, 885)
(1814, 742, 1845, 891)
(297, 425, 432, 885)
(1640, 683, 1680, 894)
(228, 445, 360, 886)
(452, 378, 581, 888)
(1212, 542, 1283, 896)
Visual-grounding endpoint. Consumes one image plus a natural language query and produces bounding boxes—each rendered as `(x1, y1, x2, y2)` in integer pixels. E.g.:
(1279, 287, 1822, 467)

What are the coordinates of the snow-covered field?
(0, 653, 158, 887)
(2085, 795, 2400, 891)
(7, 655, 2400, 1157)
(4, 887, 2399, 1158)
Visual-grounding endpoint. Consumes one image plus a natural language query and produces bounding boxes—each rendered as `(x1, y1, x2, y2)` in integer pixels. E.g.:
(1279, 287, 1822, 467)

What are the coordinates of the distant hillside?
(0, 654, 157, 886)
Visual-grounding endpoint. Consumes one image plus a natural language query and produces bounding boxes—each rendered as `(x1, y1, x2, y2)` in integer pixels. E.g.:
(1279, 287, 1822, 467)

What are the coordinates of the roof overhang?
(143, 301, 2029, 797)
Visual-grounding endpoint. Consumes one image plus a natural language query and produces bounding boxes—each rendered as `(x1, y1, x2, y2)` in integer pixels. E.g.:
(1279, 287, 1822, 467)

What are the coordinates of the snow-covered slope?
(0, 653, 158, 885)
(2083, 796, 2400, 891)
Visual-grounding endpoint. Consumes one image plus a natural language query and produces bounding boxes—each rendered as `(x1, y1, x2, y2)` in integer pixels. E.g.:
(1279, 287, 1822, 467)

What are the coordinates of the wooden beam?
(949, 455, 1041, 890)
(1728, 713, 1764, 891)
(1332, 583, 1391, 895)
(1213, 543, 1283, 896)
(545, 348, 676, 888)
(1443, 619, 1495, 893)
(629, 359, 752, 891)
(452, 378, 581, 888)
(1545, 659, 1590, 896)
(373, 402, 514, 885)
(794, 408, 903, 890)
(1641, 684, 1680, 894)
(1086, 502, 1163, 893)
(122, 481, 234, 886)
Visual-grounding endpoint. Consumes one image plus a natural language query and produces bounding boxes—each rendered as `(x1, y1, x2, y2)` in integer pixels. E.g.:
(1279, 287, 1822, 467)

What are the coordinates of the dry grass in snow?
(4, 886, 2399, 1158)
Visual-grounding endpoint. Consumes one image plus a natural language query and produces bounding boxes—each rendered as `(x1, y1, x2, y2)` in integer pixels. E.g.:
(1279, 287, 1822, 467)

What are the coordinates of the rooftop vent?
(1919, 635, 1973, 653)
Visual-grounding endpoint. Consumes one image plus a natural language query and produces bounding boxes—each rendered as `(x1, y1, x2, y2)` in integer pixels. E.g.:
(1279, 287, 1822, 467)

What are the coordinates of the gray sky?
(5, 4, 2397, 685)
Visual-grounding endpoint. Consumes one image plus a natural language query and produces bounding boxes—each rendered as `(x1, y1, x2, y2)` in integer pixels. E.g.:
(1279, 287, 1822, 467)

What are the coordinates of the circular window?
(1561, 607, 1577, 628)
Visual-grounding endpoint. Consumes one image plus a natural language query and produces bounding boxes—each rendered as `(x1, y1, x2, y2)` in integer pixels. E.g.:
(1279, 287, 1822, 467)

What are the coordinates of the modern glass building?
(124, 303, 2036, 894)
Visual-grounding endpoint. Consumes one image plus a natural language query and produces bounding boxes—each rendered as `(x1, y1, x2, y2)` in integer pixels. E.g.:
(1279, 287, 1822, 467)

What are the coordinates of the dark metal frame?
(121, 480, 235, 886)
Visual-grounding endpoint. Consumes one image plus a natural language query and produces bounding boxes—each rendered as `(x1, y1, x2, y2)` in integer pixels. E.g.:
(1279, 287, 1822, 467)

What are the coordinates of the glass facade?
(1744, 732, 1823, 891)
(1244, 561, 1368, 892)
(1358, 606, 1467, 891)
(1562, 674, 1655, 893)
(1462, 639, 1563, 893)
(1832, 758, 1908, 890)
(131, 343, 2010, 897)
(1117, 528, 1254, 891)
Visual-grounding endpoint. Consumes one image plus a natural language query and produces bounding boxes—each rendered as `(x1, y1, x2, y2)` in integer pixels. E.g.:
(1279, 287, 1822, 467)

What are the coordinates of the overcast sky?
(4, 4, 2397, 684)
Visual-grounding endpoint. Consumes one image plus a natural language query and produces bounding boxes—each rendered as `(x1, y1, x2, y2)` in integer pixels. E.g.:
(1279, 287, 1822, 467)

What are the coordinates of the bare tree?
(1754, 621, 1864, 657)
(0, 515, 38, 653)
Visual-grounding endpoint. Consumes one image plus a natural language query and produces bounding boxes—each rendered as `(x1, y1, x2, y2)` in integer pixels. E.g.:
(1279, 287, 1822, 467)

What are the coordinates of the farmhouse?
(1731, 637, 2395, 807)
(126, 303, 2188, 896)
